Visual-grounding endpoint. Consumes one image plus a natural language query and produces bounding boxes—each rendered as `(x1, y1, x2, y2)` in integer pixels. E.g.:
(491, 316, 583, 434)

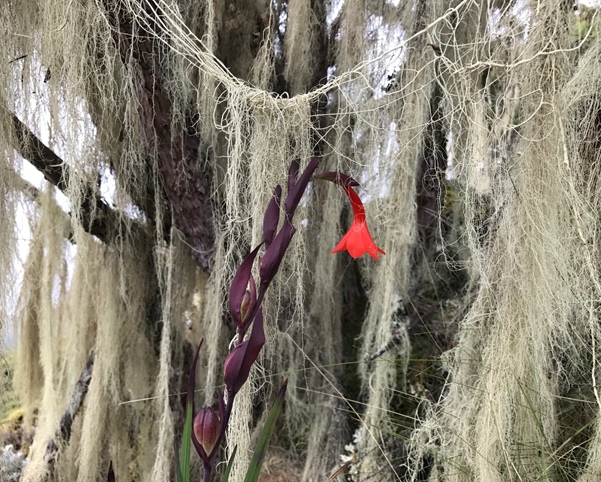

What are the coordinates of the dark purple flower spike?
(187, 158, 322, 481)
(225, 159, 320, 349)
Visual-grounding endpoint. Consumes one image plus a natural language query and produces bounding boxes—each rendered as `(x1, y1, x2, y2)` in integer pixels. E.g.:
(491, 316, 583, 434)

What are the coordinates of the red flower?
(332, 187, 385, 260)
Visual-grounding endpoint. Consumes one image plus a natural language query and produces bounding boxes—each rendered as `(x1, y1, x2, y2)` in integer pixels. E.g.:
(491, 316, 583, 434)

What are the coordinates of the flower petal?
(345, 222, 368, 258)
(359, 223, 384, 260)
(331, 230, 350, 254)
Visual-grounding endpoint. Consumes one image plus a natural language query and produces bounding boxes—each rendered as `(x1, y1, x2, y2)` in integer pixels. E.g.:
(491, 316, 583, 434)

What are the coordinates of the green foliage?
(179, 402, 193, 482)
(243, 381, 287, 482)
(220, 446, 237, 482)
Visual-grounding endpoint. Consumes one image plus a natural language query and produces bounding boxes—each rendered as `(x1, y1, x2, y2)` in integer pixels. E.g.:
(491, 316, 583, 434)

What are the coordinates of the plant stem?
(209, 390, 235, 467)
(202, 462, 212, 482)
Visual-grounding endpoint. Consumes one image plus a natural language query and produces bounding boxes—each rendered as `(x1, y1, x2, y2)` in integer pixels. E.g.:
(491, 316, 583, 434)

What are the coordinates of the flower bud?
(193, 407, 221, 455)
(240, 290, 251, 322)
(224, 308, 265, 394)
(229, 245, 262, 328)
(239, 277, 256, 325)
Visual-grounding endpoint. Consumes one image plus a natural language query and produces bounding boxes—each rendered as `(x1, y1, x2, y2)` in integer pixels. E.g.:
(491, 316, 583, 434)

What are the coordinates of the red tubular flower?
(332, 187, 385, 260)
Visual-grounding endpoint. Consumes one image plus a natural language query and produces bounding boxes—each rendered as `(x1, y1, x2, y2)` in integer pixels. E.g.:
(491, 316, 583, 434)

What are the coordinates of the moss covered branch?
(10, 113, 149, 245)
(43, 352, 95, 468)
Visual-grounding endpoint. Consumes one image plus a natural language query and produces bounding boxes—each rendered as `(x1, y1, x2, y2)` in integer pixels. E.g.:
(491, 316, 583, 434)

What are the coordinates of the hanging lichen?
(4, 1, 601, 482)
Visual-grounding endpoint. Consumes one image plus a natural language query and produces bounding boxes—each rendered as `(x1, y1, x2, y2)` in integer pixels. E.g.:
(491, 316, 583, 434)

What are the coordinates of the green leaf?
(179, 402, 193, 482)
(220, 445, 237, 482)
(243, 380, 287, 482)
(180, 339, 204, 482)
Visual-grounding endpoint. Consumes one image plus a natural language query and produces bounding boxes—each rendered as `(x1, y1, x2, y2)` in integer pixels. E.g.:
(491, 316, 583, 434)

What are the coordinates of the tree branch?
(6, 166, 69, 223)
(44, 352, 95, 467)
(11, 113, 150, 245)
(11, 114, 69, 190)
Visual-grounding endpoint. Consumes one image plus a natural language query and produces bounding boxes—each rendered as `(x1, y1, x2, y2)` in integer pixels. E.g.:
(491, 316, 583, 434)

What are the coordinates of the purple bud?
(263, 185, 282, 248)
(224, 308, 265, 394)
(259, 219, 296, 288)
(284, 157, 320, 219)
(187, 339, 210, 463)
(193, 407, 221, 456)
(239, 276, 256, 326)
(312, 171, 360, 187)
(229, 244, 262, 328)
(107, 462, 115, 482)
